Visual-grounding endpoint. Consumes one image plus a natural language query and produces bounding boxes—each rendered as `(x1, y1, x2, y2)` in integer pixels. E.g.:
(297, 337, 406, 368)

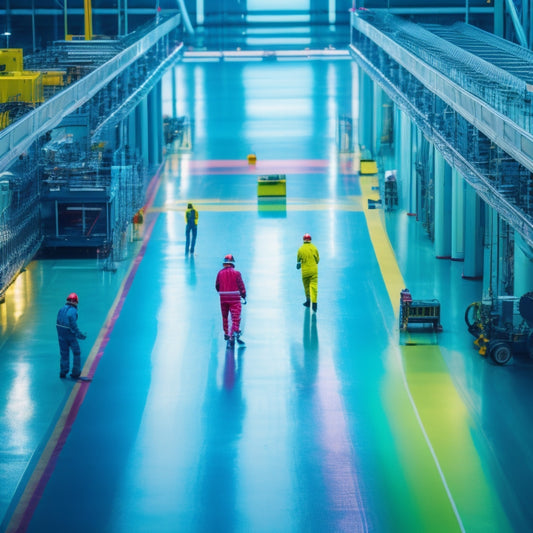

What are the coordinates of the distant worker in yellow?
(185, 202, 198, 254)
(297, 233, 319, 312)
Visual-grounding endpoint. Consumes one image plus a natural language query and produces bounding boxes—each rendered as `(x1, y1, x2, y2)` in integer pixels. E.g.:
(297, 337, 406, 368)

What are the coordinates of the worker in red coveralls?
(216, 254, 247, 346)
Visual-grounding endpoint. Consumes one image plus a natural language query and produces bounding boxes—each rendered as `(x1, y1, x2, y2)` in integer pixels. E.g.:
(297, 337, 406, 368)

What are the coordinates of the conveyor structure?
(0, 13, 183, 299)
(350, 10, 533, 248)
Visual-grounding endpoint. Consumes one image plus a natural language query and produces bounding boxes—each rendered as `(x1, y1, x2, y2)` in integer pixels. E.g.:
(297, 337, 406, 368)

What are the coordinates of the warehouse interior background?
(3, 0, 533, 532)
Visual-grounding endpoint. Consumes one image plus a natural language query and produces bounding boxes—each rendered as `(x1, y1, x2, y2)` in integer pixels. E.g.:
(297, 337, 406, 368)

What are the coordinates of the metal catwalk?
(1, 58, 533, 532)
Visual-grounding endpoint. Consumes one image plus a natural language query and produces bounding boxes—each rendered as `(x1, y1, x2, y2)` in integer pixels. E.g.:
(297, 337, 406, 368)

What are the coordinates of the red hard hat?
(223, 254, 235, 266)
(303, 233, 312, 242)
(67, 293, 79, 304)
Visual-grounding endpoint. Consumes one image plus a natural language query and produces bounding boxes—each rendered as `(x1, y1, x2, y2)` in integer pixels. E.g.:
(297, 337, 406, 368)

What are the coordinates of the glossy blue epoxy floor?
(2, 58, 533, 533)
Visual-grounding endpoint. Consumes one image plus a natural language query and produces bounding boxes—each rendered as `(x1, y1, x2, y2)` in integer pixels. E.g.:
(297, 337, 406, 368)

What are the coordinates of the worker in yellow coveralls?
(297, 233, 320, 312)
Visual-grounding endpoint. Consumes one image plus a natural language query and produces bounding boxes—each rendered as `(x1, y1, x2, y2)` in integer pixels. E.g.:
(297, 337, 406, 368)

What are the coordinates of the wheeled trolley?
(399, 289, 443, 332)
(465, 292, 533, 365)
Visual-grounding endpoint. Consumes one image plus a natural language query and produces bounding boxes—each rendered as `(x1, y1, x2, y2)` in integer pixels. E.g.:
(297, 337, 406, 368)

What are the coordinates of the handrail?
(0, 14, 181, 173)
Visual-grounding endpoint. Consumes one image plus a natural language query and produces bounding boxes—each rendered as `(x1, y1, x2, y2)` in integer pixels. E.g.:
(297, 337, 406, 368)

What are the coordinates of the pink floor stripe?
(183, 159, 330, 175)
(187, 159, 329, 168)
(188, 168, 328, 175)
(16, 215, 159, 533)
(12, 163, 164, 533)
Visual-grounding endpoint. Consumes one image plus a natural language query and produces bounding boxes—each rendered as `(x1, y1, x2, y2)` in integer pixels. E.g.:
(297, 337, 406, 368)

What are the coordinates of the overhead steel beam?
(349, 42, 533, 248)
(351, 13, 533, 174)
(0, 8, 179, 15)
(504, 0, 528, 48)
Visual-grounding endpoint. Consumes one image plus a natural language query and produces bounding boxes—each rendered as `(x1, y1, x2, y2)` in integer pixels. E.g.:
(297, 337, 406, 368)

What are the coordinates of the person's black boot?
(303, 299, 310, 307)
(312, 303, 317, 312)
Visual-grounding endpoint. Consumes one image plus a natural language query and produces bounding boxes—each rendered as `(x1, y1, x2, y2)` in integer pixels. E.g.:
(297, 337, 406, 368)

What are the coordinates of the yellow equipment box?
(0, 49, 24, 72)
(257, 174, 286, 197)
(360, 160, 378, 175)
(0, 71, 44, 104)
(42, 71, 66, 87)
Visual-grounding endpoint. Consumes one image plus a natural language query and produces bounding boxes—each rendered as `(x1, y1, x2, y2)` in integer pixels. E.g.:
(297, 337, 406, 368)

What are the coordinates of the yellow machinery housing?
(42, 71, 66, 99)
(42, 71, 65, 86)
(257, 174, 287, 197)
(360, 160, 378, 175)
(0, 49, 24, 72)
(0, 49, 64, 129)
(0, 71, 44, 104)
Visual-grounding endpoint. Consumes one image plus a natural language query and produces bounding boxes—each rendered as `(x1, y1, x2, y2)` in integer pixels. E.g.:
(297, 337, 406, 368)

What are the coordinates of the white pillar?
(434, 148, 451, 259)
(451, 168, 465, 261)
(463, 182, 483, 278)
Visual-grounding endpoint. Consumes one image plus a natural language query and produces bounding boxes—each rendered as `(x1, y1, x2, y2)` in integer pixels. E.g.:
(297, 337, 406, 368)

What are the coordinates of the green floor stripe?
(402, 346, 512, 532)
(360, 175, 513, 532)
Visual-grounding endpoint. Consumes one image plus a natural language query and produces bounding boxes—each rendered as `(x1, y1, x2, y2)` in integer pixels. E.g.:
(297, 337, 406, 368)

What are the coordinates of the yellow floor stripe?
(361, 175, 513, 532)
(149, 198, 363, 213)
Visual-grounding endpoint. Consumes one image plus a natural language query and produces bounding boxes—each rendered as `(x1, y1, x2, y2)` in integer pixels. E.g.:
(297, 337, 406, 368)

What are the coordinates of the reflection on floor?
(1, 57, 533, 533)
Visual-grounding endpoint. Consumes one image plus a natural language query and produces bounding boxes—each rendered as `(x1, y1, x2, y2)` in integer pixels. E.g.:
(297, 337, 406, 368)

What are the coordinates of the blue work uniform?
(56, 303, 85, 377)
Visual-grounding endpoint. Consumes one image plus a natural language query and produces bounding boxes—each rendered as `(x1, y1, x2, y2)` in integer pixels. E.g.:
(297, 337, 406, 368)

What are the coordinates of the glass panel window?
(247, 0, 310, 12)
(57, 204, 107, 238)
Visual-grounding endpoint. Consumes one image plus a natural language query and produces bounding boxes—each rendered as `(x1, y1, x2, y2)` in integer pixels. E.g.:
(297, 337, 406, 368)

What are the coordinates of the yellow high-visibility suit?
(297, 242, 319, 304)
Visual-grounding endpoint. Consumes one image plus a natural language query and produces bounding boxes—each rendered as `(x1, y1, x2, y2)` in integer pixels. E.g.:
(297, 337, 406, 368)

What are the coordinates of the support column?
(394, 110, 417, 216)
(451, 168, 465, 261)
(148, 87, 160, 165)
(434, 148, 451, 259)
(137, 98, 149, 166)
(358, 69, 374, 157)
(494, 0, 504, 37)
(463, 183, 483, 278)
(372, 84, 383, 157)
(482, 206, 498, 300)
(127, 110, 136, 156)
(395, 108, 415, 215)
(171, 67, 178, 119)
(514, 234, 533, 296)
(157, 80, 164, 163)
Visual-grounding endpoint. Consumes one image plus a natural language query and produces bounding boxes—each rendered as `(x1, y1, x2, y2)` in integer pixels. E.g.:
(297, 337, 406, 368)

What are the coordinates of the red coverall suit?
(215, 265, 246, 337)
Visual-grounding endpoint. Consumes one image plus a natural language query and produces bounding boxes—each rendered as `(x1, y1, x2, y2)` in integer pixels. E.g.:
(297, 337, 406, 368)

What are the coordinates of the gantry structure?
(350, 10, 533, 249)
(0, 13, 183, 299)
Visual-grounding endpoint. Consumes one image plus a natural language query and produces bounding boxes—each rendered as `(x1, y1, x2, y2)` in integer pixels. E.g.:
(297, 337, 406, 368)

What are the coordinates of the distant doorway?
(247, 0, 311, 23)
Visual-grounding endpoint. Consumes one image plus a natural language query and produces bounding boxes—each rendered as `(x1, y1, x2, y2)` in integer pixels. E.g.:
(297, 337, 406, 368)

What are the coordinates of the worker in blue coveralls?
(56, 293, 87, 379)
(185, 202, 199, 254)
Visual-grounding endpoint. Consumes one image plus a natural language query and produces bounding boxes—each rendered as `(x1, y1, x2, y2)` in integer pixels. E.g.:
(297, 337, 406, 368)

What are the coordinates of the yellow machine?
(0, 49, 66, 129)
(0, 71, 44, 104)
(42, 72, 65, 86)
(360, 160, 378, 174)
(257, 174, 287, 197)
(42, 71, 66, 99)
(0, 49, 24, 72)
